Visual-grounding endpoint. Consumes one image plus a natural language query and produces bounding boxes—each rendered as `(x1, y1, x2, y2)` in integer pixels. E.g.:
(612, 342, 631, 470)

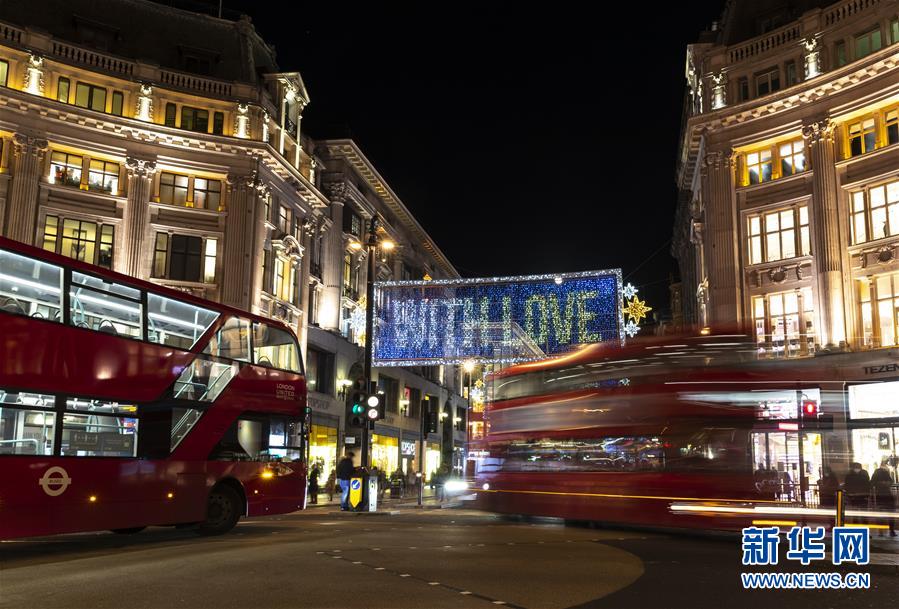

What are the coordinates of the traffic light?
(423, 401, 438, 434)
(801, 400, 818, 417)
(349, 379, 367, 428)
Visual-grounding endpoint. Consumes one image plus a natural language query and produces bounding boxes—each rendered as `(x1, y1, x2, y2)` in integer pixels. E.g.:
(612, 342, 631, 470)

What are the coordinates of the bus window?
(268, 416, 304, 461)
(203, 316, 251, 361)
(0, 248, 62, 322)
(667, 428, 751, 472)
(61, 397, 138, 457)
(0, 391, 56, 455)
(147, 293, 219, 350)
(252, 322, 301, 372)
(210, 416, 264, 461)
(70, 271, 141, 338)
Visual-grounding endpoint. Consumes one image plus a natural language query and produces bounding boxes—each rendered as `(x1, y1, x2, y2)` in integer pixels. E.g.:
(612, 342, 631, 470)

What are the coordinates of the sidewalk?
(304, 486, 449, 510)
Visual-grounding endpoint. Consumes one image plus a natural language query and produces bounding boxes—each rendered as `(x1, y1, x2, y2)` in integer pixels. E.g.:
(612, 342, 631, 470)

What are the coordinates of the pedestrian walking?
(337, 452, 355, 511)
(844, 462, 871, 517)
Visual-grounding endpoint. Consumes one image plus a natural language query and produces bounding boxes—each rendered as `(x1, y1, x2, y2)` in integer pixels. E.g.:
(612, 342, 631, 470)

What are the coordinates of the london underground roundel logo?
(39, 466, 72, 496)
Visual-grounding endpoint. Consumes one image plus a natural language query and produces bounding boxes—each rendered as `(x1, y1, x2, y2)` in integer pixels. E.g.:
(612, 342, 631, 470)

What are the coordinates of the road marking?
(428, 582, 440, 586)
(400, 574, 410, 577)
(352, 561, 362, 565)
(461, 591, 472, 595)
(375, 567, 385, 571)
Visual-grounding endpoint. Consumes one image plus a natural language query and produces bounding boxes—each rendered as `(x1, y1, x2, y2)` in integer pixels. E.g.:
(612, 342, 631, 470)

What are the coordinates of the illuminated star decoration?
(623, 295, 652, 325)
(624, 320, 640, 338)
(622, 283, 638, 300)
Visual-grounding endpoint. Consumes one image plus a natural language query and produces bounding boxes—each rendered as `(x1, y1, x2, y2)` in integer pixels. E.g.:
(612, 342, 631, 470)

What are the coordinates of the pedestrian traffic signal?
(366, 393, 381, 421)
(801, 400, 818, 417)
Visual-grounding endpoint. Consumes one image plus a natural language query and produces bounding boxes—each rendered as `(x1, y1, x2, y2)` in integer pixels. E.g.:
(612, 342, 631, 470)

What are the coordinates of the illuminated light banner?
(372, 270, 623, 366)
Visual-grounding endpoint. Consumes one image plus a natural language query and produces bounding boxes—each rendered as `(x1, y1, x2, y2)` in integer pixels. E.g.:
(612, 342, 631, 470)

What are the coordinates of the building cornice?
(678, 45, 899, 189)
(0, 85, 328, 209)
(320, 139, 459, 279)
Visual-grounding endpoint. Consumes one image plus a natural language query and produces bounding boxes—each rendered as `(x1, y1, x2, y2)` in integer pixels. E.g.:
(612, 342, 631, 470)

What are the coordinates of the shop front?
(750, 389, 824, 505)
(425, 441, 441, 482)
(309, 419, 339, 481)
(400, 435, 417, 475)
(371, 433, 399, 475)
(848, 380, 899, 479)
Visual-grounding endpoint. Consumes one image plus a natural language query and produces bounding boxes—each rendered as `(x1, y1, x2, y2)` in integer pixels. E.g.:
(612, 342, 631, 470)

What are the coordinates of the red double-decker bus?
(473, 334, 899, 531)
(0, 236, 307, 539)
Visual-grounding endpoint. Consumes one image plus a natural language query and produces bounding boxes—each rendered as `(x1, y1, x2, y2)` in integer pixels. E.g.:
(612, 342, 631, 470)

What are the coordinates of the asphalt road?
(1, 507, 897, 609)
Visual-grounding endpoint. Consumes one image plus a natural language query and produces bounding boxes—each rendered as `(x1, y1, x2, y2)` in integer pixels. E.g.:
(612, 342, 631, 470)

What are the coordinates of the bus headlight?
(444, 480, 469, 493)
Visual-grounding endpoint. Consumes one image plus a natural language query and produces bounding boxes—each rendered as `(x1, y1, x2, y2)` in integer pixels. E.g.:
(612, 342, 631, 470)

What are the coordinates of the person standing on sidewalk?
(307, 463, 320, 505)
(871, 459, 897, 537)
(337, 452, 355, 511)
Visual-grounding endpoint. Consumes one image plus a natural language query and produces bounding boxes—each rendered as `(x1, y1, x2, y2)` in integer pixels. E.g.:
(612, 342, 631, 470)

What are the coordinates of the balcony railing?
(159, 69, 233, 98)
(824, 0, 881, 27)
(50, 41, 135, 77)
(727, 23, 801, 64)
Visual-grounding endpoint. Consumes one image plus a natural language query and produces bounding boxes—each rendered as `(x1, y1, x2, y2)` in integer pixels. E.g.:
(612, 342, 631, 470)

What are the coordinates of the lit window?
(0, 249, 62, 322)
(746, 205, 809, 264)
(886, 109, 898, 146)
(88, 159, 119, 193)
(60, 219, 97, 263)
(57, 77, 69, 103)
(159, 172, 189, 206)
(278, 206, 290, 234)
(252, 322, 301, 372)
(778, 140, 805, 176)
(850, 179, 899, 244)
(746, 149, 773, 184)
(752, 288, 815, 358)
(204, 238, 217, 284)
(50, 152, 83, 187)
(859, 274, 899, 348)
(0, 60, 7, 87)
(147, 293, 219, 350)
(193, 178, 221, 210)
(153, 233, 168, 278)
(111, 91, 124, 116)
(755, 68, 780, 97)
(74, 82, 107, 113)
(855, 28, 882, 58)
(42, 215, 59, 253)
(848, 118, 876, 156)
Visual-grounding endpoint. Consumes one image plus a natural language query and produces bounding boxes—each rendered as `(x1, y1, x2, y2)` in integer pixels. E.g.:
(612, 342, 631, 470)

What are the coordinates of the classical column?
(320, 182, 347, 331)
(122, 157, 157, 277)
(5, 134, 48, 244)
(700, 147, 741, 328)
(222, 174, 257, 309)
(803, 118, 846, 349)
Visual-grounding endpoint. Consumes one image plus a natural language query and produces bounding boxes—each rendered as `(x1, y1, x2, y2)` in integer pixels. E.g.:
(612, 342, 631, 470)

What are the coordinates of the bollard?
(835, 489, 845, 527)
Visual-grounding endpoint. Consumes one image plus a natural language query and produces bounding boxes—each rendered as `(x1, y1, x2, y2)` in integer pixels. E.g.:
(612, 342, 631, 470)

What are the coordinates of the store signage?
(401, 440, 416, 456)
(373, 270, 622, 366)
(863, 363, 899, 375)
(345, 437, 356, 445)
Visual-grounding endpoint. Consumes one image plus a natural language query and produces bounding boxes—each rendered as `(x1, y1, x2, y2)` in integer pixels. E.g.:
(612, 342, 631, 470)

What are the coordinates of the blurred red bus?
(473, 334, 899, 531)
(0, 236, 307, 539)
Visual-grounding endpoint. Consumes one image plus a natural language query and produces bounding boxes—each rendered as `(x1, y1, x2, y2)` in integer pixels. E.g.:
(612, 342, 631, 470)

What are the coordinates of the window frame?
(180, 106, 210, 133)
(755, 67, 781, 97)
(849, 178, 899, 245)
(74, 82, 108, 113)
(745, 204, 810, 265)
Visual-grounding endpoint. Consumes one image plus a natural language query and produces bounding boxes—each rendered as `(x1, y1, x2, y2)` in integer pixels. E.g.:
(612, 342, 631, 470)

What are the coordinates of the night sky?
(175, 1, 727, 316)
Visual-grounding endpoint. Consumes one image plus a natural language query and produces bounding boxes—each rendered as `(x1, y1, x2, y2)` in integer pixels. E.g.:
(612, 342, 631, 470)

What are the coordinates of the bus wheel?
(111, 527, 146, 534)
(197, 484, 241, 536)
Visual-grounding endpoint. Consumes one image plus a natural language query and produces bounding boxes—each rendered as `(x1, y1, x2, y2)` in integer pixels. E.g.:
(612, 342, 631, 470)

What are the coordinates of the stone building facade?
(673, 0, 899, 356)
(0, 0, 467, 480)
